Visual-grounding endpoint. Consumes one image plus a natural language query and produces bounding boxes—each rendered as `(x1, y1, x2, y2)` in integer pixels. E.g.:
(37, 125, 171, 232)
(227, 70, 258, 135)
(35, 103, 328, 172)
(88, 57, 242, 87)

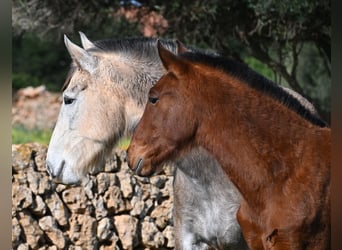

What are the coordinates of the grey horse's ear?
(79, 31, 96, 50)
(64, 34, 97, 73)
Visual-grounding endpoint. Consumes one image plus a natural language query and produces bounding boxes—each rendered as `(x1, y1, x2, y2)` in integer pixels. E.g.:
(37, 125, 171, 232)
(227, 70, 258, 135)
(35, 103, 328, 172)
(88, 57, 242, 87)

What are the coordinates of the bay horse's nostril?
(135, 158, 144, 174)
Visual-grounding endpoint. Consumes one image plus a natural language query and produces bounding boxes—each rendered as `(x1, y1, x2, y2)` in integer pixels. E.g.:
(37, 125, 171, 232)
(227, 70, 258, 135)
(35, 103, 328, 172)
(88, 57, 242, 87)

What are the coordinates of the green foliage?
(243, 57, 275, 80)
(12, 126, 52, 145)
(13, 33, 70, 92)
(296, 43, 331, 118)
(12, 72, 41, 90)
(12, 0, 331, 121)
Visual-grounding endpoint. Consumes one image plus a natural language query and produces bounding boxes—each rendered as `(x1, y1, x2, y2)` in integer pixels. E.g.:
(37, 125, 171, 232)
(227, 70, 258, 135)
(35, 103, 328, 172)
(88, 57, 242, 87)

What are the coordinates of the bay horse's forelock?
(128, 43, 330, 249)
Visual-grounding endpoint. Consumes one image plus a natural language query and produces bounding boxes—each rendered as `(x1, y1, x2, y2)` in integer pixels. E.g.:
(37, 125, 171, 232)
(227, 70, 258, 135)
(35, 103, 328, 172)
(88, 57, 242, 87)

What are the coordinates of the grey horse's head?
(46, 32, 178, 184)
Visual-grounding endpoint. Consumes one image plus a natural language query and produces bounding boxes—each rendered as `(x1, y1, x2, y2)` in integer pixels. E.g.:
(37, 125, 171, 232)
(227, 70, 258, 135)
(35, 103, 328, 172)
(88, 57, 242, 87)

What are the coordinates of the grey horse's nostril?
(46, 160, 65, 180)
(46, 161, 54, 177)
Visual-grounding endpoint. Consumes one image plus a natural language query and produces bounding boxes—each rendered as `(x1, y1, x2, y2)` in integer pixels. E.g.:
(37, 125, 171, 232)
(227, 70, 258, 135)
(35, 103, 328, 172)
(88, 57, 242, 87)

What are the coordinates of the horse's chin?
(52, 170, 84, 186)
(52, 161, 91, 186)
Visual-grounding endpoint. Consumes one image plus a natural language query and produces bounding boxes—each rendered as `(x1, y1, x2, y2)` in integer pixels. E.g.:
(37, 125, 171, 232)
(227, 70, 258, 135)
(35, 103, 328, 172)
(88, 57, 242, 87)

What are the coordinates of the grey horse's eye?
(64, 95, 75, 105)
(148, 96, 159, 104)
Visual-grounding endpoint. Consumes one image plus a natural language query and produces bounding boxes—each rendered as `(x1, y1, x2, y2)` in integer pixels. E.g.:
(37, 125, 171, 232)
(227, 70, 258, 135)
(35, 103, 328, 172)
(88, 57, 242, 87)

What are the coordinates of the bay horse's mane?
(180, 51, 327, 128)
(62, 37, 178, 91)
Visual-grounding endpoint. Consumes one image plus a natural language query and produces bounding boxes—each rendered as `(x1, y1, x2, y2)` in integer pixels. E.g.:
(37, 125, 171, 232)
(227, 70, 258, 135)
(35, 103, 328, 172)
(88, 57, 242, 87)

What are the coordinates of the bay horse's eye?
(148, 96, 159, 104)
(64, 96, 75, 105)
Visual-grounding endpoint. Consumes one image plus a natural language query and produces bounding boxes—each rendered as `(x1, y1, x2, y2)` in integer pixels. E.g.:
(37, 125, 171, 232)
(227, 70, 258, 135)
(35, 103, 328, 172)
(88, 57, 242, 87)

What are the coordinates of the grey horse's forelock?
(62, 37, 178, 94)
(92, 38, 179, 106)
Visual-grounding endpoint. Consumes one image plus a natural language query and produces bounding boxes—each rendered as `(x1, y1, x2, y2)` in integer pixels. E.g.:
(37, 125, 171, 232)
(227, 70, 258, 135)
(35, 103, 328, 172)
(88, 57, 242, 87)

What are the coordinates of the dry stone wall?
(12, 143, 175, 250)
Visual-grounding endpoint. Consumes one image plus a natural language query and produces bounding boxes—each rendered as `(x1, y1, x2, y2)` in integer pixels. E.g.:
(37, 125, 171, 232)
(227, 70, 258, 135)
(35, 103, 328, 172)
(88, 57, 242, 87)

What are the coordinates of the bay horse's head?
(46, 33, 178, 184)
(127, 42, 200, 176)
(127, 41, 326, 177)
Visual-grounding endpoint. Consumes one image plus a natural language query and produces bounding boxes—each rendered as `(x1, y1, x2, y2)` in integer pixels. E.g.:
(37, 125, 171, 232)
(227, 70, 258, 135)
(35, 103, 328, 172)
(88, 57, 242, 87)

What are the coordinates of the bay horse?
(46, 33, 250, 249)
(127, 42, 330, 249)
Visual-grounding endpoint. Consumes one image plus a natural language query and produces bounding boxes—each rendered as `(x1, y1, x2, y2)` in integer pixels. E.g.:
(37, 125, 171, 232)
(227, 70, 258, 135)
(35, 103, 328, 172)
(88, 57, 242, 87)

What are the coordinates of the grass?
(12, 126, 131, 150)
(116, 137, 131, 150)
(12, 126, 52, 145)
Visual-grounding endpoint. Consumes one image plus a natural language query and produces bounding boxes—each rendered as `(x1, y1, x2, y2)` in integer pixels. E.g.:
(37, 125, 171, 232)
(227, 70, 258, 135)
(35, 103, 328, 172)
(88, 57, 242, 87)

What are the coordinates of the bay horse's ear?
(79, 31, 96, 50)
(157, 40, 188, 75)
(176, 40, 188, 54)
(64, 34, 97, 73)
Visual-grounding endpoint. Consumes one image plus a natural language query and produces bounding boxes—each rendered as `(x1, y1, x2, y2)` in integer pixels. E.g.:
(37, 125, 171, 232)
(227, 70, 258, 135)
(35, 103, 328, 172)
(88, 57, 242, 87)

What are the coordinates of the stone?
(99, 235, 120, 250)
(12, 144, 35, 172)
(17, 243, 29, 250)
(12, 217, 22, 248)
(47, 246, 58, 250)
(97, 217, 114, 241)
(139, 182, 152, 201)
(161, 177, 174, 199)
(19, 212, 44, 249)
(12, 140, 176, 249)
(45, 192, 69, 227)
(25, 168, 40, 194)
(39, 216, 66, 249)
(163, 225, 175, 248)
(62, 187, 88, 213)
(69, 214, 98, 249)
(12, 184, 33, 210)
(32, 145, 49, 172)
(150, 199, 173, 230)
(114, 215, 138, 250)
(84, 177, 96, 200)
(141, 217, 165, 248)
(103, 186, 126, 214)
(150, 175, 168, 188)
(96, 172, 119, 194)
(130, 196, 145, 217)
(93, 196, 108, 220)
(31, 194, 47, 216)
(116, 172, 133, 199)
(68, 246, 83, 250)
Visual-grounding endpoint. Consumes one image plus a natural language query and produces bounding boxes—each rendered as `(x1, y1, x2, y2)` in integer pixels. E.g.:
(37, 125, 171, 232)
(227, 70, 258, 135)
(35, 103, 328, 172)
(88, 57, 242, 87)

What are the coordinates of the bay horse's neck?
(195, 74, 329, 210)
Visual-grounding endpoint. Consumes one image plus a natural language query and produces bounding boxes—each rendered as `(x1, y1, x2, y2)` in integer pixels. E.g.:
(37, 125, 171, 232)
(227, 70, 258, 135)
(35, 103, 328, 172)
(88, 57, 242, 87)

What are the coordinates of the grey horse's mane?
(90, 37, 178, 60)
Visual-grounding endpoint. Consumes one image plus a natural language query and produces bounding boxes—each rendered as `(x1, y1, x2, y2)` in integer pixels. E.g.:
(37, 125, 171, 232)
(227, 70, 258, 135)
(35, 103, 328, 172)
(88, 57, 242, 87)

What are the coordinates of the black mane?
(180, 51, 327, 128)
